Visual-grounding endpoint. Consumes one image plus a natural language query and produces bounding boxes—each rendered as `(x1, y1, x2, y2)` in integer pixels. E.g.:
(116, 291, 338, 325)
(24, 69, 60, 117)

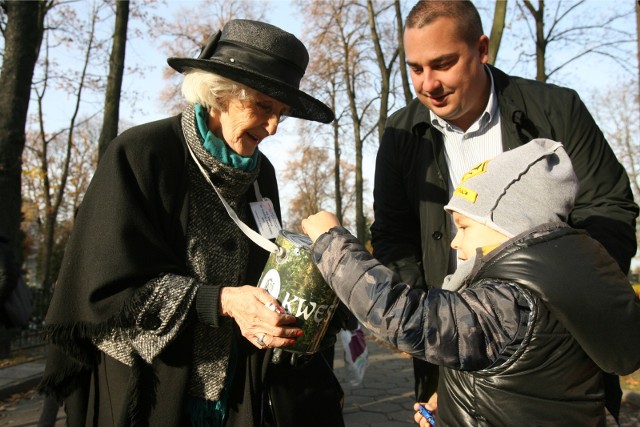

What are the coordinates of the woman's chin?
(240, 145, 258, 157)
(239, 140, 260, 157)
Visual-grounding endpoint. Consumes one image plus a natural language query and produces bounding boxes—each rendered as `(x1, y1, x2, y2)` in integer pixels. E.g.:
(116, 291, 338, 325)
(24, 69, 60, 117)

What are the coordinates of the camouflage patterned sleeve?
(312, 227, 533, 371)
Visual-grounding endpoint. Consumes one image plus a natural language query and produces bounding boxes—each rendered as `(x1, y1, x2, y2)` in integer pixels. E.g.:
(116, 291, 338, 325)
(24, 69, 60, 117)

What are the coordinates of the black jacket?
(369, 65, 638, 417)
(371, 65, 638, 289)
(313, 224, 640, 426)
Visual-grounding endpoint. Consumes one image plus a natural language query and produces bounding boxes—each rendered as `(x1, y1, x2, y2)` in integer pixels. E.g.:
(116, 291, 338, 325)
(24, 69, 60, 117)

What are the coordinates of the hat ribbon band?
(212, 41, 304, 89)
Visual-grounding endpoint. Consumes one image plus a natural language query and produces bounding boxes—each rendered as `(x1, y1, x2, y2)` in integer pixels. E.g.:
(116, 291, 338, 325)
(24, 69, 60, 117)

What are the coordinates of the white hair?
(181, 69, 257, 113)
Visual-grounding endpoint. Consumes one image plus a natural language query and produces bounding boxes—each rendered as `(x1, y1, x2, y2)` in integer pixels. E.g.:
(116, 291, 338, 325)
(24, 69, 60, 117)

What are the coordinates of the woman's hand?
(413, 392, 438, 426)
(220, 285, 301, 349)
(301, 211, 341, 243)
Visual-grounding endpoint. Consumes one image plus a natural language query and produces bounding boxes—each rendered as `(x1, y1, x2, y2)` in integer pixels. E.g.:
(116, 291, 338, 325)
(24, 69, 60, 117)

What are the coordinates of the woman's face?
(209, 92, 290, 157)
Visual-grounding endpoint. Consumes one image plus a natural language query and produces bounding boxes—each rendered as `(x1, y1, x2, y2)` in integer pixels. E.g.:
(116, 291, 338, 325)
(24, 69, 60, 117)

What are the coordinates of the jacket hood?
(474, 223, 640, 375)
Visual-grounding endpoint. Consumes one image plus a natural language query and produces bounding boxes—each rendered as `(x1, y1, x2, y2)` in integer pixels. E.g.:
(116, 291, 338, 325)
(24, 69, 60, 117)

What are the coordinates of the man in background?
(370, 0, 638, 421)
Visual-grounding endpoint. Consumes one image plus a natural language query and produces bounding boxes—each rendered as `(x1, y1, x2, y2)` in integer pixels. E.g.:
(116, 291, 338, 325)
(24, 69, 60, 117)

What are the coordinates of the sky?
(36, 0, 330, 222)
(29, 0, 639, 228)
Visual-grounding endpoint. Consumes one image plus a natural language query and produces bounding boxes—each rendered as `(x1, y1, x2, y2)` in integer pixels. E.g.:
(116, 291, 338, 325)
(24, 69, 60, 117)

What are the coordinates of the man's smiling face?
(404, 17, 490, 131)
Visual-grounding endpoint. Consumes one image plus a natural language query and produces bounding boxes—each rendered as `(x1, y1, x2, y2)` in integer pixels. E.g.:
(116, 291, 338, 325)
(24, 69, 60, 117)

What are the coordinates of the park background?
(0, 0, 639, 385)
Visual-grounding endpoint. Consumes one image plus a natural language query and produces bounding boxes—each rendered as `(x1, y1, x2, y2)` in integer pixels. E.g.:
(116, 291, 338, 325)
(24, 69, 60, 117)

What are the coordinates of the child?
(302, 139, 640, 426)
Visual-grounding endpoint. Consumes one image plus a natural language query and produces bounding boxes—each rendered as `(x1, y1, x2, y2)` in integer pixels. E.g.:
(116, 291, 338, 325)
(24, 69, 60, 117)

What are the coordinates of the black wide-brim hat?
(168, 19, 334, 124)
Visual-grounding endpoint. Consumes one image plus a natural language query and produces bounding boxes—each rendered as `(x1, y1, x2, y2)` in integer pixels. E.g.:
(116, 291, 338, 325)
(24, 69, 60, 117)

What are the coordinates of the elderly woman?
(41, 20, 344, 427)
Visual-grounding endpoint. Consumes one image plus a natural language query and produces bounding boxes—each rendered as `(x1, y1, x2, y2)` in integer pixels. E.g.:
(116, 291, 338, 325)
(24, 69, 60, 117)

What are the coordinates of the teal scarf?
(194, 104, 260, 172)
(185, 336, 239, 427)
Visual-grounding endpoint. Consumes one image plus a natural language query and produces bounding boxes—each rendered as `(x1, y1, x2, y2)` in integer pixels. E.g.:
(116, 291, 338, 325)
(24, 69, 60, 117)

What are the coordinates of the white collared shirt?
(429, 66, 503, 197)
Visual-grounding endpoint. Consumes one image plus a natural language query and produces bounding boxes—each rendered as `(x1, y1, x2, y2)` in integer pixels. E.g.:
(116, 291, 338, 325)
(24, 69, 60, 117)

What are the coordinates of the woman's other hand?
(301, 211, 341, 243)
(220, 285, 301, 349)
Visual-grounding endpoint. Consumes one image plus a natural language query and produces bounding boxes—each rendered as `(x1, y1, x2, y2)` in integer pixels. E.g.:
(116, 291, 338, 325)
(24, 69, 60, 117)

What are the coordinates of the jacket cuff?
(195, 285, 221, 327)
(312, 226, 349, 262)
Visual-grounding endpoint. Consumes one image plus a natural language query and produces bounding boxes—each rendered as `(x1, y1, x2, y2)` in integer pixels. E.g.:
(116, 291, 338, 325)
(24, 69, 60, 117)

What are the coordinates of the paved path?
(0, 337, 416, 427)
(334, 337, 416, 426)
(0, 335, 638, 426)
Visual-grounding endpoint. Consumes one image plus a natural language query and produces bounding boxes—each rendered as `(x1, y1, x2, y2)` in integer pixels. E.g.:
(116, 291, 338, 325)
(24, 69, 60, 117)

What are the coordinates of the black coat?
(41, 114, 344, 426)
(371, 65, 638, 288)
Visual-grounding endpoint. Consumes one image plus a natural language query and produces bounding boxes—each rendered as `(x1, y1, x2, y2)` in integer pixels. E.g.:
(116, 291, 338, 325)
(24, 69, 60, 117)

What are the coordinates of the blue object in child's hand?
(418, 404, 436, 426)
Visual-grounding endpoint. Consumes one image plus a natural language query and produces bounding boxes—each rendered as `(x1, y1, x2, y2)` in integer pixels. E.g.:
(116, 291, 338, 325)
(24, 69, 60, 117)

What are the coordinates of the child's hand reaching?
(301, 211, 341, 243)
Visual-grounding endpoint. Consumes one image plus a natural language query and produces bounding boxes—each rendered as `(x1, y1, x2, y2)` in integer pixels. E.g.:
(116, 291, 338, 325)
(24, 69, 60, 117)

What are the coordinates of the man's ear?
(478, 35, 490, 64)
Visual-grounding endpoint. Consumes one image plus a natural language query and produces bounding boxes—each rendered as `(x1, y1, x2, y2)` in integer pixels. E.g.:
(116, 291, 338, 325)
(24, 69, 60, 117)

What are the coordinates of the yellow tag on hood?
(453, 186, 478, 203)
(460, 159, 490, 183)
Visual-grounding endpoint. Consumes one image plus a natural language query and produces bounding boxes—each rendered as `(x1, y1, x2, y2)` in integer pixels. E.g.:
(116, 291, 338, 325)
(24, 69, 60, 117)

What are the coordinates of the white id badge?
(250, 198, 281, 240)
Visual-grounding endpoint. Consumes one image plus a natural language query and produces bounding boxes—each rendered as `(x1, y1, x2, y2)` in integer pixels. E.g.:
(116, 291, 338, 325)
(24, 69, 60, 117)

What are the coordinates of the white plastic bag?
(339, 324, 368, 386)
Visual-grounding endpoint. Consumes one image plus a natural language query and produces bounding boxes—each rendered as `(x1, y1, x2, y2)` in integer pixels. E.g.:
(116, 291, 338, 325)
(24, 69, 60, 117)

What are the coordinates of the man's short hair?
(405, 1, 484, 46)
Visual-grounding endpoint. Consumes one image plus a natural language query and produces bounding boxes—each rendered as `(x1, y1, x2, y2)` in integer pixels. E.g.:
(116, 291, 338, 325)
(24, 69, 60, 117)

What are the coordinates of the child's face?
(451, 212, 509, 260)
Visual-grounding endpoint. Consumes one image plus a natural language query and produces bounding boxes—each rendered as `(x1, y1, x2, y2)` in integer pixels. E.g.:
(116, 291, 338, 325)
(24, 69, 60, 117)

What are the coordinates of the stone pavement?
(0, 335, 419, 426)
(0, 335, 638, 426)
(334, 336, 416, 426)
(0, 357, 44, 402)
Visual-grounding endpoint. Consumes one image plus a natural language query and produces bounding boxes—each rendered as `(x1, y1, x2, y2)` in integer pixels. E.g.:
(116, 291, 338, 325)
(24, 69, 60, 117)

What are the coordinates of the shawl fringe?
(41, 285, 157, 406)
(38, 358, 88, 403)
(127, 354, 159, 427)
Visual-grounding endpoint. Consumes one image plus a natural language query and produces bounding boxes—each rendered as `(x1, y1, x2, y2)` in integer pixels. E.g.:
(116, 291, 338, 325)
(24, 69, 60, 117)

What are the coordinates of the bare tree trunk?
(367, 0, 398, 143)
(395, 0, 412, 104)
(340, 31, 366, 240)
(98, 0, 129, 160)
(326, 77, 344, 224)
(488, 0, 508, 65)
(636, 0, 640, 122)
(298, 0, 376, 240)
(0, 1, 48, 263)
(333, 1, 369, 241)
(517, 0, 631, 84)
(524, 0, 547, 82)
(342, 47, 366, 241)
(38, 6, 97, 289)
(354, 129, 365, 241)
(523, 0, 547, 82)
